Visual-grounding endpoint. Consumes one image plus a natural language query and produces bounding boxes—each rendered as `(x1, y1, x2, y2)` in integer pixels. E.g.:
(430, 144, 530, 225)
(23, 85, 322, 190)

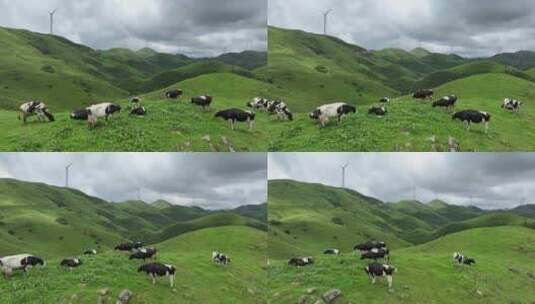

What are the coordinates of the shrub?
(41, 65, 55, 73)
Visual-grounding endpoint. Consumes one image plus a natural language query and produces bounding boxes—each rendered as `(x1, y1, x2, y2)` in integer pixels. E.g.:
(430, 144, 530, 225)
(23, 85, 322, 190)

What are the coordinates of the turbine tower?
(65, 163, 73, 188)
(49, 8, 57, 35)
(323, 9, 333, 35)
(341, 162, 349, 188)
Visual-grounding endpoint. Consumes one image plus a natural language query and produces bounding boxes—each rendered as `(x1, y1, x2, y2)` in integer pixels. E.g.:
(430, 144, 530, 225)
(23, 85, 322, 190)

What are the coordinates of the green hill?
(268, 180, 534, 259)
(1, 226, 267, 304)
(0, 73, 286, 152)
(268, 226, 535, 304)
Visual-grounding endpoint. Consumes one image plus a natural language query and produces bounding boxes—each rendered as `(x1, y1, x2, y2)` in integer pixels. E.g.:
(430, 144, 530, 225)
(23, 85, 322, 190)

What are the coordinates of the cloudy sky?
(269, 0, 535, 58)
(269, 153, 534, 210)
(0, 153, 267, 209)
(0, 0, 267, 57)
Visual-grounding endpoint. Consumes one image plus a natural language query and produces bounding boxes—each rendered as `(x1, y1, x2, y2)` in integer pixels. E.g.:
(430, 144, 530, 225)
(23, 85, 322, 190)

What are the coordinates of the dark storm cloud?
(0, 153, 267, 209)
(269, 0, 535, 57)
(0, 0, 267, 57)
(268, 153, 535, 210)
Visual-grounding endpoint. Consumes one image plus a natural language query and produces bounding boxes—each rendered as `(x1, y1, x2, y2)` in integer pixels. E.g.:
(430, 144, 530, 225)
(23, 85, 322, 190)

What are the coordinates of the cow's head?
(309, 109, 321, 120)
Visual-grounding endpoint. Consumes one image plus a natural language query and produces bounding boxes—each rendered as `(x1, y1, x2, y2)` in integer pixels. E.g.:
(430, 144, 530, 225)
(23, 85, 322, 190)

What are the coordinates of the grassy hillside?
(1, 226, 267, 304)
(268, 226, 535, 304)
(0, 73, 288, 152)
(268, 180, 534, 260)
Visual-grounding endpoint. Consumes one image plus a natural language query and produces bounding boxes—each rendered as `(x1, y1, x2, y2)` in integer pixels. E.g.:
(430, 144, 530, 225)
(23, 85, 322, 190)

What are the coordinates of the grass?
(267, 226, 535, 304)
(1, 226, 267, 304)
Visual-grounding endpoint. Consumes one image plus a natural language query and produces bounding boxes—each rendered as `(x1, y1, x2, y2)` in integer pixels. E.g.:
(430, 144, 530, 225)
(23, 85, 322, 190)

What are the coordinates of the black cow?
(130, 248, 158, 261)
(364, 263, 396, 289)
(379, 97, 390, 103)
(288, 257, 314, 267)
(360, 248, 390, 262)
(353, 241, 386, 252)
(60, 258, 82, 270)
(433, 95, 458, 110)
(138, 263, 176, 287)
(368, 106, 387, 116)
(115, 241, 143, 252)
(191, 96, 213, 110)
(83, 249, 97, 255)
(323, 248, 340, 255)
(215, 109, 256, 130)
(452, 110, 491, 133)
(165, 90, 183, 99)
(130, 106, 147, 116)
(413, 89, 434, 100)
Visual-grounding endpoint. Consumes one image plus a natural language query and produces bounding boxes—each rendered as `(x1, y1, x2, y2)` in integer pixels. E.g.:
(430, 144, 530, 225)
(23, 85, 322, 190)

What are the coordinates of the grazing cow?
(323, 248, 340, 255)
(368, 106, 387, 116)
(379, 97, 390, 104)
(247, 97, 269, 111)
(453, 252, 476, 266)
(165, 89, 183, 99)
(452, 110, 491, 133)
(130, 97, 141, 104)
(115, 241, 143, 252)
(191, 96, 213, 110)
(70, 109, 89, 120)
(215, 109, 256, 130)
(86, 103, 121, 127)
(501, 98, 522, 112)
(288, 257, 314, 267)
(364, 263, 396, 289)
(19, 101, 55, 123)
(413, 89, 434, 100)
(309, 102, 356, 127)
(0, 254, 45, 278)
(60, 258, 82, 270)
(130, 248, 158, 261)
(138, 263, 176, 287)
(267, 100, 293, 121)
(360, 248, 390, 262)
(353, 241, 387, 252)
(130, 106, 147, 116)
(83, 249, 97, 255)
(212, 251, 231, 265)
(433, 95, 458, 110)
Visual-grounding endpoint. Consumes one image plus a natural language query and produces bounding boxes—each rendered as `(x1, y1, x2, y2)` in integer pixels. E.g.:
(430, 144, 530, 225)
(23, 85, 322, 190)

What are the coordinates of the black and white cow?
(70, 109, 89, 120)
(379, 97, 390, 104)
(360, 248, 390, 262)
(452, 110, 491, 133)
(323, 248, 340, 255)
(368, 106, 387, 116)
(247, 97, 269, 111)
(501, 98, 523, 112)
(353, 241, 387, 253)
(309, 102, 356, 127)
(130, 97, 141, 104)
(130, 248, 158, 261)
(288, 257, 314, 267)
(138, 263, 176, 287)
(19, 101, 55, 123)
(413, 89, 434, 100)
(83, 249, 97, 255)
(212, 251, 231, 265)
(267, 100, 293, 121)
(115, 241, 144, 252)
(60, 258, 82, 270)
(433, 95, 458, 110)
(130, 106, 147, 116)
(215, 109, 256, 130)
(364, 263, 396, 289)
(86, 103, 121, 127)
(191, 96, 213, 110)
(0, 254, 45, 278)
(453, 252, 476, 266)
(165, 89, 183, 99)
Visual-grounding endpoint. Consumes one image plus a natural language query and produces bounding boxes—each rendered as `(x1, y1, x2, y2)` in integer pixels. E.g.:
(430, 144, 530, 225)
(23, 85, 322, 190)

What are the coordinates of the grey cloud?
(269, 0, 535, 57)
(268, 153, 535, 210)
(0, 153, 267, 210)
(0, 0, 267, 57)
